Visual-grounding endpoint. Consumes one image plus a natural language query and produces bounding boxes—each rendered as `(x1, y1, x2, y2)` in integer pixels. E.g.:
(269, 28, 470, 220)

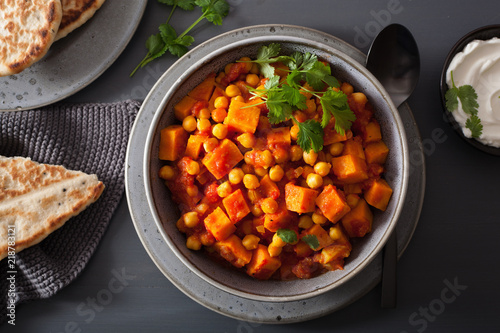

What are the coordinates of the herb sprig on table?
(245, 43, 356, 153)
(130, 0, 229, 77)
(445, 71, 483, 138)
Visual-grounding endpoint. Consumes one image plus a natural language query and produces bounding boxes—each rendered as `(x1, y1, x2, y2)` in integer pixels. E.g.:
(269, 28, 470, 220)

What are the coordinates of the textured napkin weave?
(0, 100, 140, 322)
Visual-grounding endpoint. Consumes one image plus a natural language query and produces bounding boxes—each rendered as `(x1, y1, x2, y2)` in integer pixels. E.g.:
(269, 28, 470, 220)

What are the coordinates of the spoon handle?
(381, 229, 397, 308)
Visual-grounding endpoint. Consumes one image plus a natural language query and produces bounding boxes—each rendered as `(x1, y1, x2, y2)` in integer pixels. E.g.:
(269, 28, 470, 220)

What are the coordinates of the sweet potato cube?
(174, 95, 197, 121)
(202, 139, 243, 179)
(363, 120, 382, 143)
(222, 189, 250, 223)
(294, 241, 313, 258)
(224, 99, 261, 133)
(204, 206, 236, 241)
(264, 202, 293, 232)
(301, 224, 334, 251)
(364, 178, 393, 211)
(185, 134, 208, 160)
(331, 154, 369, 184)
(342, 137, 365, 160)
(365, 140, 389, 165)
(187, 74, 215, 102)
(284, 183, 318, 214)
(341, 198, 373, 237)
(259, 175, 280, 200)
(343, 183, 362, 195)
(267, 127, 291, 146)
(246, 244, 282, 280)
(315, 185, 351, 223)
(214, 234, 253, 268)
(159, 125, 188, 161)
(318, 243, 351, 265)
(208, 86, 226, 111)
(323, 119, 349, 145)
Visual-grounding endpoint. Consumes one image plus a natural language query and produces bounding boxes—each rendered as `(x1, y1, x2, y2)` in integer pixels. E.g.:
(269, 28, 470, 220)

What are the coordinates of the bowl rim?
(439, 24, 500, 156)
(142, 24, 409, 302)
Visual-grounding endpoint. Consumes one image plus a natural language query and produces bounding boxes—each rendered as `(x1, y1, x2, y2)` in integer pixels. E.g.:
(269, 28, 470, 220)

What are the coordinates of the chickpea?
(290, 145, 303, 162)
(346, 194, 360, 208)
(197, 118, 212, 132)
(198, 107, 211, 119)
(213, 96, 229, 109)
(254, 166, 268, 177)
(261, 198, 278, 214)
(268, 244, 282, 257)
(303, 150, 318, 166)
(159, 165, 175, 180)
(251, 205, 263, 217)
(242, 234, 260, 250)
(306, 173, 323, 189)
(232, 95, 245, 103)
(305, 98, 317, 113)
(243, 174, 260, 190)
(225, 84, 241, 97)
(290, 125, 300, 140)
(341, 82, 354, 95)
(269, 165, 284, 182)
(260, 150, 274, 168)
(301, 165, 314, 179)
(183, 212, 199, 228)
(182, 115, 197, 132)
(351, 92, 367, 106)
(194, 203, 209, 215)
(329, 142, 344, 156)
(217, 181, 232, 198)
(298, 215, 314, 229)
(245, 73, 260, 87)
(186, 185, 199, 197)
(314, 162, 331, 177)
(239, 56, 253, 73)
(186, 235, 202, 250)
(250, 63, 260, 74)
(211, 108, 227, 123)
(186, 160, 200, 175)
(228, 168, 244, 184)
(204, 138, 219, 152)
(237, 133, 256, 149)
(212, 123, 228, 140)
(312, 212, 327, 225)
(271, 233, 286, 248)
(329, 225, 343, 241)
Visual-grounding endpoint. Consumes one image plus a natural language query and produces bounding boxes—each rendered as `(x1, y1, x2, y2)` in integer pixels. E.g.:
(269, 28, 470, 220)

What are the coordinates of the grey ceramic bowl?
(143, 25, 409, 302)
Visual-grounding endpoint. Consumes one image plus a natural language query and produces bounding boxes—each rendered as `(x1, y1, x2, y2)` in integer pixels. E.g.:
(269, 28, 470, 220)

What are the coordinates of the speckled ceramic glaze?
(0, 1, 147, 111)
(142, 25, 409, 302)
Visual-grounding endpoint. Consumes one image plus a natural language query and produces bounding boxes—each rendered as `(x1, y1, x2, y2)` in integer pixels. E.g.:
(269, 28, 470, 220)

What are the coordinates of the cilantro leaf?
(286, 69, 302, 89)
(195, 0, 229, 25)
(302, 234, 320, 250)
(264, 75, 280, 90)
(145, 33, 166, 57)
(277, 229, 298, 244)
(445, 87, 458, 112)
(257, 43, 281, 61)
(266, 91, 293, 124)
(465, 114, 483, 138)
(457, 84, 479, 115)
(282, 84, 307, 109)
(320, 89, 356, 134)
(296, 119, 324, 153)
(158, 0, 196, 10)
(305, 61, 339, 90)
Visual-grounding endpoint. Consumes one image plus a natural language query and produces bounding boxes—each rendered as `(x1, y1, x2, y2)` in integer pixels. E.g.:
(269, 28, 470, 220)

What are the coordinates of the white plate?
(0, 1, 147, 111)
(125, 25, 425, 323)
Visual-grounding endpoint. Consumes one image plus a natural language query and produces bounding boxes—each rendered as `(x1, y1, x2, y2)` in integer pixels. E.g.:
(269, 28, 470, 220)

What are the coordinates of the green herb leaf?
(305, 61, 338, 91)
(296, 119, 324, 153)
(457, 84, 479, 115)
(320, 89, 356, 134)
(264, 75, 280, 90)
(158, 0, 196, 10)
(466, 113, 483, 138)
(195, 0, 230, 25)
(302, 234, 320, 250)
(266, 91, 293, 124)
(282, 84, 307, 109)
(276, 229, 298, 244)
(257, 43, 281, 62)
(445, 87, 458, 112)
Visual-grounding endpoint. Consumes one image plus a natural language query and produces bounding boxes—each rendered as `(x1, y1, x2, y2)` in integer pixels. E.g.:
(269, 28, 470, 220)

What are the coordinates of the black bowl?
(439, 24, 500, 156)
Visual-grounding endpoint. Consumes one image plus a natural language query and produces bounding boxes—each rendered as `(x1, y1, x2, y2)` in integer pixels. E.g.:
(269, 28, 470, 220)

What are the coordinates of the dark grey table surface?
(4, 1, 500, 332)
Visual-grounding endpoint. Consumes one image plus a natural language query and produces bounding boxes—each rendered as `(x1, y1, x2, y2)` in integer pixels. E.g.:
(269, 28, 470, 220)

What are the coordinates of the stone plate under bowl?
(142, 25, 410, 302)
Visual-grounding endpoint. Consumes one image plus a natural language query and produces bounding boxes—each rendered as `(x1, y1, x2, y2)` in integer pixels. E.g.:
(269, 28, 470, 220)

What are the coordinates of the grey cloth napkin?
(0, 100, 140, 323)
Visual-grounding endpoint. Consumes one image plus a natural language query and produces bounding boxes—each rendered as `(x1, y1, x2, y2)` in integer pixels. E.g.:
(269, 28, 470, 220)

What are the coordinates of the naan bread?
(55, 0, 106, 40)
(0, 156, 104, 260)
(0, 0, 63, 77)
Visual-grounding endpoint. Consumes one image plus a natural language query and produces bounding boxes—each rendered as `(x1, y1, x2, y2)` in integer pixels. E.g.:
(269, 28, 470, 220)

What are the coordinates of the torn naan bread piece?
(0, 156, 104, 260)
(56, 0, 106, 40)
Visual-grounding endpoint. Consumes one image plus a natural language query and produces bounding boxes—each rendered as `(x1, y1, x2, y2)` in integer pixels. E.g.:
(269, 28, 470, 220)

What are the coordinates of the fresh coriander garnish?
(302, 234, 320, 251)
(244, 43, 356, 153)
(130, 0, 229, 76)
(276, 229, 298, 244)
(445, 71, 483, 138)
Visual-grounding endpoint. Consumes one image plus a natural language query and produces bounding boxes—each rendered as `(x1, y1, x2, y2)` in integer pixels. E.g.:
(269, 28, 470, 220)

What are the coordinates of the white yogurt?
(446, 37, 500, 147)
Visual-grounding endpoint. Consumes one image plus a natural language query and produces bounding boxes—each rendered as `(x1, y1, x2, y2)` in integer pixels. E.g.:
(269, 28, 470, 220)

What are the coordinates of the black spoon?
(366, 23, 420, 308)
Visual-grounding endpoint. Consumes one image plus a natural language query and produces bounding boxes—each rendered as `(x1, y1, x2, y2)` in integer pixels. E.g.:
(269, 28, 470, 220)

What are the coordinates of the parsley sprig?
(445, 71, 483, 138)
(245, 44, 356, 153)
(130, 0, 229, 77)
